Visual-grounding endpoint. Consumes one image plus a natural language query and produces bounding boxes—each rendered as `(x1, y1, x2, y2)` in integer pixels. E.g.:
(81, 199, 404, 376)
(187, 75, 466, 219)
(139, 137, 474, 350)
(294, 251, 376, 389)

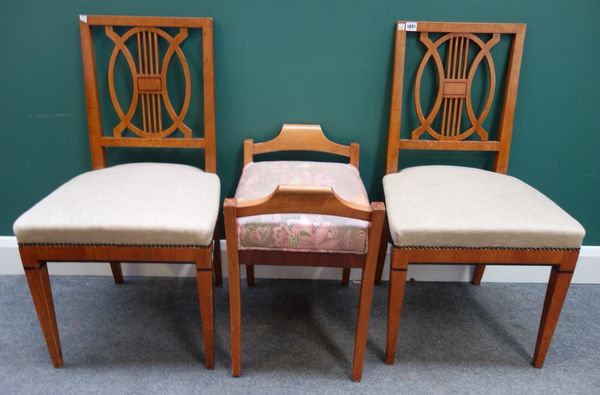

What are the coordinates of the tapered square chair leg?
(109, 262, 124, 284)
(196, 254, 215, 369)
(532, 264, 575, 368)
(22, 259, 63, 368)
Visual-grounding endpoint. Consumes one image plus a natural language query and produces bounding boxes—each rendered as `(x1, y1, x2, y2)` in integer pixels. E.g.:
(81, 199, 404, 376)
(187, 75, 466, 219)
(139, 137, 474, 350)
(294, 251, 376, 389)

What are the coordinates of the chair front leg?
(195, 250, 215, 369)
(351, 202, 385, 381)
(532, 256, 576, 368)
(22, 258, 63, 368)
(385, 248, 408, 365)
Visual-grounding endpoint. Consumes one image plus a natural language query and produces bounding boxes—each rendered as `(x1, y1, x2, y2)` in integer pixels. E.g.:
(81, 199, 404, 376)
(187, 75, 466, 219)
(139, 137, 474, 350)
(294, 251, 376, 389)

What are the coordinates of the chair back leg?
(212, 223, 223, 286)
(109, 262, 124, 284)
(471, 265, 486, 285)
(375, 216, 390, 285)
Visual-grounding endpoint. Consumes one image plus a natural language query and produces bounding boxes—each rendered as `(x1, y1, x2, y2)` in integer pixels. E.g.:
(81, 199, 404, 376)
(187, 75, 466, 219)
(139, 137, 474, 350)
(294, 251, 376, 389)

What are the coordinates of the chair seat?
(13, 163, 220, 247)
(235, 161, 370, 254)
(383, 165, 585, 249)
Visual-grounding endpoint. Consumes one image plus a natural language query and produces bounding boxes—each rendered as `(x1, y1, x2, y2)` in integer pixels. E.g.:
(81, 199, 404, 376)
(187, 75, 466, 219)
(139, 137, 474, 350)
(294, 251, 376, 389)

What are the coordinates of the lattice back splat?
(79, 15, 217, 172)
(386, 22, 526, 174)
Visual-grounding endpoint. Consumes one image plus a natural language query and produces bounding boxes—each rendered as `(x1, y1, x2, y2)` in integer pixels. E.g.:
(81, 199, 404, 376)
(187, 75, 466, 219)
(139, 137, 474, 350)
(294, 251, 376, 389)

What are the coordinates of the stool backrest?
(385, 21, 526, 174)
(79, 15, 217, 172)
(244, 124, 360, 168)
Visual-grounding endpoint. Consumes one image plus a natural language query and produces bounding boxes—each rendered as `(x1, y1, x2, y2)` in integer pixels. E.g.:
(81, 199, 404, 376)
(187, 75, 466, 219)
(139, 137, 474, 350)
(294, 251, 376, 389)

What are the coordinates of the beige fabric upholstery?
(13, 163, 220, 246)
(383, 166, 585, 249)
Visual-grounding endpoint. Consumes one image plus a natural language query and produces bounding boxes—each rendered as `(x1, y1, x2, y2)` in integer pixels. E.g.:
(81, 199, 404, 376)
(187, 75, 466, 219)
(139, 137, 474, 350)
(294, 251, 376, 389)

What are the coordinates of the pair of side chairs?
(13, 16, 585, 382)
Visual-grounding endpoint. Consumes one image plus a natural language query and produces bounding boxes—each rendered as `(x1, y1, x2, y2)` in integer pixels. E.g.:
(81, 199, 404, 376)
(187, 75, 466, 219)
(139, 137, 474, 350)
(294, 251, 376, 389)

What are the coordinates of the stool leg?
(351, 256, 377, 381)
(351, 203, 385, 381)
(246, 265, 255, 287)
(224, 200, 242, 377)
(341, 268, 350, 286)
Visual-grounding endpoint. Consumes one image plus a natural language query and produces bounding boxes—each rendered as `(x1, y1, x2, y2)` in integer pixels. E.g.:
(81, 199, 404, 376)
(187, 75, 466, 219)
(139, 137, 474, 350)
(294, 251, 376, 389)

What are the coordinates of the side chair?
(13, 15, 221, 368)
(382, 21, 585, 368)
(224, 124, 386, 381)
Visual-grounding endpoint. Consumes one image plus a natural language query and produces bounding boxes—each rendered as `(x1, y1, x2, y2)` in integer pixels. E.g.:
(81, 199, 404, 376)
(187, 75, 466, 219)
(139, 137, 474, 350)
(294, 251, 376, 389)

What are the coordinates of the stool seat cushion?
(235, 161, 370, 254)
(13, 163, 220, 247)
(383, 165, 585, 249)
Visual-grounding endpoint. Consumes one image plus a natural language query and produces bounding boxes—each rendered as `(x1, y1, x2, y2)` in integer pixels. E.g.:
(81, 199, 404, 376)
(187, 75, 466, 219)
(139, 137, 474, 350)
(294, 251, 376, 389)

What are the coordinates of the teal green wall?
(1, 0, 599, 243)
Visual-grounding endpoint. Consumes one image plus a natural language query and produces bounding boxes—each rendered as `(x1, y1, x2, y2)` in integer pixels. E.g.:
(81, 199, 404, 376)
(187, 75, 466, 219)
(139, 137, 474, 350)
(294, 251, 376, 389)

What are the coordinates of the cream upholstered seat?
(14, 162, 220, 247)
(383, 165, 585, 249)
(235, 161, 370, 253)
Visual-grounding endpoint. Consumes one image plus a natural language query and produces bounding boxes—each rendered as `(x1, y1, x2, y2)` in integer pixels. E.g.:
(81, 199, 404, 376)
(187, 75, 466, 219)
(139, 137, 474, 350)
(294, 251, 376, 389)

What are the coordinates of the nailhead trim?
(18, 242, 209, 249)
(396, 245, 580, 251)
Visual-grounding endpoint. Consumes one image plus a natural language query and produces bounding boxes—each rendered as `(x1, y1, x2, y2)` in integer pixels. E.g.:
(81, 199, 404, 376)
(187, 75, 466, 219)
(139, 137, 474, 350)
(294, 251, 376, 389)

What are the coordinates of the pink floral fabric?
(236, 161, 370, 254)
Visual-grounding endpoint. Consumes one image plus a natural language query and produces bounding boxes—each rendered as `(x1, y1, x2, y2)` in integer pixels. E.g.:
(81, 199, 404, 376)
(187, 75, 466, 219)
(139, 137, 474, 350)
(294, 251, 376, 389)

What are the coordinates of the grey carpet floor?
(0, 275, 599, 394)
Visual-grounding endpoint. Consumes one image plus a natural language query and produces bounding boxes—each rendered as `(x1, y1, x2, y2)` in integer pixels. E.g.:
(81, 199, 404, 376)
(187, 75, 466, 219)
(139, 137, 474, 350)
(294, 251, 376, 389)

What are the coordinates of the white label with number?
(406, 21, 417, 31)
(397, 23, 406, 30)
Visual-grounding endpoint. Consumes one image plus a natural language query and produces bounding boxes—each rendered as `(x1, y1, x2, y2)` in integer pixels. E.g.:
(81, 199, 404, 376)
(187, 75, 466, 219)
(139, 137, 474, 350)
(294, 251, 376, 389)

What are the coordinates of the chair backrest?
(385, 21, 526, 174)
(79, 15, 217, 173)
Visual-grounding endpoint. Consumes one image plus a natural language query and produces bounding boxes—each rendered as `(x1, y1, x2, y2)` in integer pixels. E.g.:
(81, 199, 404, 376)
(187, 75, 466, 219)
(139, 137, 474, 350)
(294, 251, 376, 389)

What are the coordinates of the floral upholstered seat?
(235, 161, 370, 254)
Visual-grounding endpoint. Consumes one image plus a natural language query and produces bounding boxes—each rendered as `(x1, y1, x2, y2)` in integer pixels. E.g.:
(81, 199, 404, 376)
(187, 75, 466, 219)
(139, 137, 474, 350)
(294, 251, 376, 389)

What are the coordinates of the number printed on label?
(406, 21, 417, 31)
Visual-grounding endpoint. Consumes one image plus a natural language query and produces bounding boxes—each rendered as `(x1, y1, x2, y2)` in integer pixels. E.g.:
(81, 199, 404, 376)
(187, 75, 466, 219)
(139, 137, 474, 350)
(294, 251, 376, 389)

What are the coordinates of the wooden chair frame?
(225, 124, 386, 381)
(242, 124, 385, 286)
(19, 15, 220, 369)
(384, 21, 580, 368)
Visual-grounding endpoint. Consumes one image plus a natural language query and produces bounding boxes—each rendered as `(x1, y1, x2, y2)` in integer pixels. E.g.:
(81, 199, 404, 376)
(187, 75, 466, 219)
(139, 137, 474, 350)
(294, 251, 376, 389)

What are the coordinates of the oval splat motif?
(411, 32, 500, 141)
(105, 26, 192, 138)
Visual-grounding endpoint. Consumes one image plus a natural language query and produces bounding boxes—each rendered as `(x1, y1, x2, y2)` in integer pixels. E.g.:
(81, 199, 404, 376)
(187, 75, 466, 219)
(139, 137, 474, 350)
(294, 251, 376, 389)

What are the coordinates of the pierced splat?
(412, 32, 500, 141)
(80, 16, 216, 172)
(385, 22, 526, 175)
(105, 26, 192, 138)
